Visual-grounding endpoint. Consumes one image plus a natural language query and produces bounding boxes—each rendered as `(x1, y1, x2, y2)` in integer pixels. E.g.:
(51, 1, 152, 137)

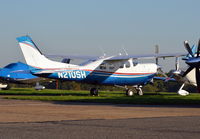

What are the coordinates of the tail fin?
(17, 36, 68, 69)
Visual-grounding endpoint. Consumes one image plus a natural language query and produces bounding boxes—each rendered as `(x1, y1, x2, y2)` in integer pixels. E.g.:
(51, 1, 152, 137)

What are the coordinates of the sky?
(0, 0, 200, 71)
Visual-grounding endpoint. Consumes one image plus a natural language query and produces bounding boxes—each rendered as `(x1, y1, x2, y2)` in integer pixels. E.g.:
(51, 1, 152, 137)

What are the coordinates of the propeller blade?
(184, 41, 194, 57)
(196, 68, 200, 93)
(182, 66, 194, 77)
(197, 39, 200, 57)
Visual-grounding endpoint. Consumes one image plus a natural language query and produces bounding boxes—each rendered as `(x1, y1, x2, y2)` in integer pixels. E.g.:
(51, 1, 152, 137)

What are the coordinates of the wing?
(104, 53, 186, 61)
(46, 53, 186, 62)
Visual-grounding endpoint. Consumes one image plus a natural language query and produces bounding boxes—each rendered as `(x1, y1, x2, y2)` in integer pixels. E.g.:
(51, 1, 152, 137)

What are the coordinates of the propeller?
(184, 41, 194, 57)
(182, 39, 200, 92)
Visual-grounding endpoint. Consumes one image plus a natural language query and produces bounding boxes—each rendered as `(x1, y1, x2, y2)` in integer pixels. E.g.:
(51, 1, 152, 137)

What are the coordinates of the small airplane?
(0, 62, 45, 90)
(16, 36, 185, 96)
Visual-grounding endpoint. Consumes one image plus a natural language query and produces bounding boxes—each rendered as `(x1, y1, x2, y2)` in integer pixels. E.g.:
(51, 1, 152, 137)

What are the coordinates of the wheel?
(137, 88, 143, 96)
(178, 89, 189, 96)
(126, 89, 134, 96)
(90, 88, 99, 96)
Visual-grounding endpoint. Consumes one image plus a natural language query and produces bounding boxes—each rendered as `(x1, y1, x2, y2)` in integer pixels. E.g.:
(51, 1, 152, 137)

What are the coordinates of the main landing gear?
(116, 85, 143, 96)
(90, 88, 99, 96)
(125, 86, 143, 96)
(126, 89, 134, 96)
(90, 85, 143, 97)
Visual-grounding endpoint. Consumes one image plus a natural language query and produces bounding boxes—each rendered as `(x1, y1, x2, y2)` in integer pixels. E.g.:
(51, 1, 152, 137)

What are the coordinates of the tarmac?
(0, 98, 200, 138)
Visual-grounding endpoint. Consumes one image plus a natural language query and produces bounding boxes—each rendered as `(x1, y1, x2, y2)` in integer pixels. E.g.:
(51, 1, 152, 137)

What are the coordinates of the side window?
(133, 62, 138, 66)
(125, 61, 130, 68)
(100, 63, 106, 70)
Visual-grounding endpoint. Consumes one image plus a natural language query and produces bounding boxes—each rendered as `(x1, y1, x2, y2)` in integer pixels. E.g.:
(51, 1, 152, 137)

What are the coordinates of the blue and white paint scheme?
(0, 62, 44, 90)
(0, 62, 39, 83)
(16, 36, 184, 96)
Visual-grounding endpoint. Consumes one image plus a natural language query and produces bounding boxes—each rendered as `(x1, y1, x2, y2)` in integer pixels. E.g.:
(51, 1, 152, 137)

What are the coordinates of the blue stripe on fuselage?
(44, 70, 155, 86)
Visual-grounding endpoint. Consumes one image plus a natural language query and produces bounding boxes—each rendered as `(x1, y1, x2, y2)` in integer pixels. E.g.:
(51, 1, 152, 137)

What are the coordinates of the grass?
(1, 88, 200, 105)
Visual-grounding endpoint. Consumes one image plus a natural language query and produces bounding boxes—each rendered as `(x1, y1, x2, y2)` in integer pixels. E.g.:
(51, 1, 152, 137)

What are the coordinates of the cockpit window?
(109, 63, 115, 70)
(119, 61, 130, 68)
(119, 63, 124, 68)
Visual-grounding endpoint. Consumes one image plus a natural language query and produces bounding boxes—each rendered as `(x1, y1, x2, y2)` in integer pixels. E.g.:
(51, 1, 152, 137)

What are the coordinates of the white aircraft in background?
(16, 36, 185, 96)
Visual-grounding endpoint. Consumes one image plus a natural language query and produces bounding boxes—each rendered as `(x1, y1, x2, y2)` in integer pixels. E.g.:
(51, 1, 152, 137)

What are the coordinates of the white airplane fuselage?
(17, 36, 158, 87)
(32, 58, 158, 86)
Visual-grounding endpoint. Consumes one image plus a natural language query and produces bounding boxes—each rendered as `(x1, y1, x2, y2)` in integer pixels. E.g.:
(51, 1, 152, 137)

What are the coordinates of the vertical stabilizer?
(17, 36, 69, 69)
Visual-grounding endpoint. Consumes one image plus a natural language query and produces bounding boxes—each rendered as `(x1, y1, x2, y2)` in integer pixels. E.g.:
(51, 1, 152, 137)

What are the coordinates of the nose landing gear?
(135, 86, 143, 96)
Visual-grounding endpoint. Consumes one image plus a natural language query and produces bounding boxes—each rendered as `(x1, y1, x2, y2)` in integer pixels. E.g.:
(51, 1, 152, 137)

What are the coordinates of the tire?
(126, 89, 134, 96)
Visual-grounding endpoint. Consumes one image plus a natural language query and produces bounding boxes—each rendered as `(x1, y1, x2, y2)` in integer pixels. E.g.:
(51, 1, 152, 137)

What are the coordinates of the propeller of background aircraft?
(182, 40, 200, 92)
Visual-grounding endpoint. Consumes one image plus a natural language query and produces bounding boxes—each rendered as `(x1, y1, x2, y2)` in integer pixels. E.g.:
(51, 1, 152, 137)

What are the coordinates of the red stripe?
(21, 42, 35, 49)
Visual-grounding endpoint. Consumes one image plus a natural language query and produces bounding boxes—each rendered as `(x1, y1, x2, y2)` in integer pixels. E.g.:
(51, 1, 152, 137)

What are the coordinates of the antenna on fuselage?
(99, 46, 106, 57)
(122, 45, 128, 55)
